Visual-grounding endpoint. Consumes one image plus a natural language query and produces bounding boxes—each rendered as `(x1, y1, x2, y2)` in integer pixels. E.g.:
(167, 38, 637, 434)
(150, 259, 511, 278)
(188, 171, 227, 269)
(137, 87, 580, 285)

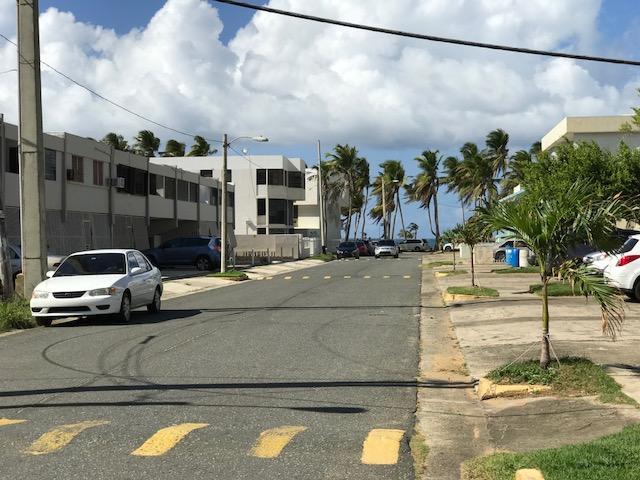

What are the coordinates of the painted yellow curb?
(477, 378, 552, 400)
(516, 469, 545, 480)
(442, 292, 487, 303)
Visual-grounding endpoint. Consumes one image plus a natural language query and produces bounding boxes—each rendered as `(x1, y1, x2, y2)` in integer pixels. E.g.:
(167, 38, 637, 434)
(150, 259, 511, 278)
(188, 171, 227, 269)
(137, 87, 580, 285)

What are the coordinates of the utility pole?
(220, 133, 228, 273)
(17, 0, 47, 298)
(0, 114, 14, 299)
(317, 140, 326, 254)
(381, 180, 387, 239)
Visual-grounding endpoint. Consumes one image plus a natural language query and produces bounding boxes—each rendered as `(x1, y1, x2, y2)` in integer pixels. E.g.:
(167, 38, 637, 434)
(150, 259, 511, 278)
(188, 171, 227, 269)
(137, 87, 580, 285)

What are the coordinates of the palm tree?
(454, 219, 486, 287)
(162, 139, 186, 157)
(101, 132, 129, 152)
(399, 229, 413, 239)
(443, 155, 467, 222)
(325, 144, 366, 241)
(378, 160, 406, 238)
(187, 135, 216, 156)
(133, 130, 160, 157)
(501, 141, 541, 196)
(441, 227, 461, 271)
(485, 128, 509, 177)
(408, 150, 442, 248)
(407, 222, 419, 238)
(458, 142, 497, 207)
(481, 182, 631, 369)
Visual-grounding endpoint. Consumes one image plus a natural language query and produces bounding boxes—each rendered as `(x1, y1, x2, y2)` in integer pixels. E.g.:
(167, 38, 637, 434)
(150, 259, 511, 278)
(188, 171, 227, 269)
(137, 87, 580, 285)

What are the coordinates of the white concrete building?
(0, 120, 233, 254)
(542, 115, 640, 152)
(153, 155, 307, 235)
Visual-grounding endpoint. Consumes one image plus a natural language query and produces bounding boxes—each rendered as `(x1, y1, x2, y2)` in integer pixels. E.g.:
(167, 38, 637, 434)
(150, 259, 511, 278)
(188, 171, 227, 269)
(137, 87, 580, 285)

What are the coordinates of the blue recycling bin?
(506, 248, 520, 267)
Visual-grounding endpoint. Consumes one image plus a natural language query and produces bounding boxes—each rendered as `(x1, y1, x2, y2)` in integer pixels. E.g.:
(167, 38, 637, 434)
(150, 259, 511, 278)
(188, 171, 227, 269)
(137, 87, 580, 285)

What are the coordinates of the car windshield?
(54, 253, 126, 276)
(378, 240, 396, 246)
(339, 242, 356, 249)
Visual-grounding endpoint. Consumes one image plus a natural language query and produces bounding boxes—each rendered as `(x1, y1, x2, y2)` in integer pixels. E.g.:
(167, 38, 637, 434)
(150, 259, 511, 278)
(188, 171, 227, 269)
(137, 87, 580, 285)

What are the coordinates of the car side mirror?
(130, 267, 142, 275)
(45, 271, 54, 278)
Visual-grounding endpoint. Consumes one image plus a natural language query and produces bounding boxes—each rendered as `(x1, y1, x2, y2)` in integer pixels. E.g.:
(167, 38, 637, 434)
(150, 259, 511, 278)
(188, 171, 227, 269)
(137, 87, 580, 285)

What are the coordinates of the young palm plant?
(441, 228, 461, 271)
(481, 182, 635, 369)
(453, 219, 485, 286)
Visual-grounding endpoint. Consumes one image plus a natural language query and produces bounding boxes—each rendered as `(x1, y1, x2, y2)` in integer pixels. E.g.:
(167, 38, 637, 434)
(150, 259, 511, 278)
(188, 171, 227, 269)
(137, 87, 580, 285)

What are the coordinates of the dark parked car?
(336, 241, 360, 260)
(355, 240, 370, 256)
(143, 236, 221, 271)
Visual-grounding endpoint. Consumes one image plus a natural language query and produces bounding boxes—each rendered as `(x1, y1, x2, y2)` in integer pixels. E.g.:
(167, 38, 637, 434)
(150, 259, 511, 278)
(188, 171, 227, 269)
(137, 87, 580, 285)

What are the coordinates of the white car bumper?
(375, 248, 396, 256)
(30, 292, 123, 317)
(604, 266, 633, 291)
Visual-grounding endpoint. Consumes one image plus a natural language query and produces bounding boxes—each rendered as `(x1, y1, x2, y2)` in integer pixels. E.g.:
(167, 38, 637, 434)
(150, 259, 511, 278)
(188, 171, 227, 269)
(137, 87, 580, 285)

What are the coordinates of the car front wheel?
(116, 292, 131, 323)
(147, 287, 161, 313)
(34, 317, 52, 327)
(195, 255, 213, 271)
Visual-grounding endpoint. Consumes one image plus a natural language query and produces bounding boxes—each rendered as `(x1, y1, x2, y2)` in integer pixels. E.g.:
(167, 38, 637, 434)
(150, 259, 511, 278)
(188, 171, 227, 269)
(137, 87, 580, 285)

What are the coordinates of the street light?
(220, 134, 268, 273)
(381, 178, 400, 239)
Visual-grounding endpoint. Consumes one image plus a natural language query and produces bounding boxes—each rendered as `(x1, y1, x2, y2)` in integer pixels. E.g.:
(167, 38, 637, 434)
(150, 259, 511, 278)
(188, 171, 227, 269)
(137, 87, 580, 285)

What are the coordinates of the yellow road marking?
(0, 418, 26, 427)
(383, 275, 390, 279)
(132, 423, 209, 457)
(403, 275, 411, 279)
(265, 277, 273, 280)
(361, 429, 405, 465)
(344, 275, 351, 279)
(284, 276, 292, 280)
(364, 275, 371, 279)
(26, 420, 109, 455)
(249, 426, 306, 458)
(302, 276, 310, 279)
(324, 275, 331, 279)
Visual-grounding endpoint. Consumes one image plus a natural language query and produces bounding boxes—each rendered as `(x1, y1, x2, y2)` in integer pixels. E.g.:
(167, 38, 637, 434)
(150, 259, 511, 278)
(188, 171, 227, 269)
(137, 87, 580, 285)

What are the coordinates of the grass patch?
(447, 286, 499, 297)
(529, 282, 584, 297)
(486, 357, 635, 405)
(491, 266, 539, 274)
(207, 269, 249, 281)
(410, 429, 429, 477)
(310, 253, 336, 262)
(462, 424, 640, 480)
(0, 298, 35, 332)
(425, 260, 454, 268)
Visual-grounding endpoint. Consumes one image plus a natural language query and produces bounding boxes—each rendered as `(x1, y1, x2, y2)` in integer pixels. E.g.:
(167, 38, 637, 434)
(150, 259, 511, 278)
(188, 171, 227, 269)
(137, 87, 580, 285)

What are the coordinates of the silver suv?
(398, 239, 427, 252)
(375, 240, 399, 258)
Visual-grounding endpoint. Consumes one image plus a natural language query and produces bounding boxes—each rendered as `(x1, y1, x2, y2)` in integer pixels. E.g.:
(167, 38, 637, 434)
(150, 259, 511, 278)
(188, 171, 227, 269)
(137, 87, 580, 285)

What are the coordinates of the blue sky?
(16, 1, 640, 238)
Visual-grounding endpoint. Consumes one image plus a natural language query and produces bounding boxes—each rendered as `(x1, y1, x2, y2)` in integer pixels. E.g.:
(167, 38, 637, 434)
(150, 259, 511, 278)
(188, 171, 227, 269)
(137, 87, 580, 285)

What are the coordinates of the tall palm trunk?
(353, 209, 361, 240)
(344, 178, 353, 241)
(433, 185, 440, 249)
(540, 274, 551, 369)
(470, 247, 476, 287)
(397, 189, 406, 237)
(391, 206, 398, 239)
(461, 200, 466, 224)
(361, 186, 369, 238)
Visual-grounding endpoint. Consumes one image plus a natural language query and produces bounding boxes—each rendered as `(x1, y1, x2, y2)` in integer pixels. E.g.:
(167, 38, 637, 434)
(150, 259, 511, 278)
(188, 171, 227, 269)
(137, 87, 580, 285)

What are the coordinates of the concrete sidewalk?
(162, 258, 326, 299)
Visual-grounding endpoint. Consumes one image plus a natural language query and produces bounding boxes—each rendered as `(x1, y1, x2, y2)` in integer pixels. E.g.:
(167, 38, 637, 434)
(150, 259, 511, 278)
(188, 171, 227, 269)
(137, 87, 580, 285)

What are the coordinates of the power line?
(0, 32, 223, 143)
(213, 0, 640, 67)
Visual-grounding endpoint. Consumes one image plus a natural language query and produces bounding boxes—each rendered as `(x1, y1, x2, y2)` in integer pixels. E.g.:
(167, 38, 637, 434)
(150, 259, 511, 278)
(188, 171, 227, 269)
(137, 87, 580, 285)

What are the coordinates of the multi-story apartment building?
(153, 155, 306, 235)
(542, 115, 640, 152)
(0, 120, 233, 254)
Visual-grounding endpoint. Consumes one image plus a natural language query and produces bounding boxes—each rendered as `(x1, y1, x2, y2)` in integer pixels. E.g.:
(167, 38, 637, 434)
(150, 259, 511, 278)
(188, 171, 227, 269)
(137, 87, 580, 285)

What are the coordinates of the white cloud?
(0, 0, 638, 150)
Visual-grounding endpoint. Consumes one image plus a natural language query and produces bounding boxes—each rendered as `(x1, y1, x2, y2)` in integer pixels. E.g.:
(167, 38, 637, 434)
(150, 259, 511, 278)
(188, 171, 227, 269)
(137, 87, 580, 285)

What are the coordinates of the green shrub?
(0, 298, 35, 331)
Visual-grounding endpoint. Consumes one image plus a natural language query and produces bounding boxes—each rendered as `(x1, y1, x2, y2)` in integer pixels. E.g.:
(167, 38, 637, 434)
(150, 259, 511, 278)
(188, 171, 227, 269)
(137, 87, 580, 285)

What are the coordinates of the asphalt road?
(0, 255, 421, 479)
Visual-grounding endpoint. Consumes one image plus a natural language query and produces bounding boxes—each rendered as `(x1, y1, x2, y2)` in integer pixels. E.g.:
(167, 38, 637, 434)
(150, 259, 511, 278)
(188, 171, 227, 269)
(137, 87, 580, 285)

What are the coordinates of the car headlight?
(31, 290, 49, 299)
(88, 287, 119, 296)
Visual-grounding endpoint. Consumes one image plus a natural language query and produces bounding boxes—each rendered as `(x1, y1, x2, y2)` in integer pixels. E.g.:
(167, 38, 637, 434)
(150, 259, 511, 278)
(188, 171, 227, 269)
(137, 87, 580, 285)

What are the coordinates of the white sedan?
(30, 249, 162, 326)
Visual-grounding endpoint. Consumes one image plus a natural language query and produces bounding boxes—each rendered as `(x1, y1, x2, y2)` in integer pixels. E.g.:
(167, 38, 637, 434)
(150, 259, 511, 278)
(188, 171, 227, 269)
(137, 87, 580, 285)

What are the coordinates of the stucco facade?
(542, 115, 640, 152)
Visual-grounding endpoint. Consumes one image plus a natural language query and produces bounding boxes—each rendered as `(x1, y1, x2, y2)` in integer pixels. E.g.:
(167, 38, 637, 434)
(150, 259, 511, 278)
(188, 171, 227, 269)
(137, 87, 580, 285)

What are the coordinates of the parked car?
(398, 239, 428, 252)
(442, 242, 457, 252)
(336, 242, 360, 259)
(421, 239, 433, 252)
(375, 239, 399, 258)
(143, 236, 221, 271)
(603, 235, 640, 299)
(355, 240, 369, 256)
(6, 244, 65, 283)
(30, 249, 162, 326)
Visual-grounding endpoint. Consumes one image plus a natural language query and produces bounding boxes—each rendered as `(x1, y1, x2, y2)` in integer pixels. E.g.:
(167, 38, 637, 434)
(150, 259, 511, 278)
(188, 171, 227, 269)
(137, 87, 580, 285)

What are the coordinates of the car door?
(126, 252, 145, 308)
(158, 238, 181, 266)
(134, 251, 155, 303)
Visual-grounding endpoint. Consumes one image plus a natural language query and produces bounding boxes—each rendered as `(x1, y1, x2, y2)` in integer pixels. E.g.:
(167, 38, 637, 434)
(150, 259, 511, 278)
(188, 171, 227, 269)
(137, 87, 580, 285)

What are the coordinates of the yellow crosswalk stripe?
(324, 275, 331, 279)
(383, 275, 390, 279)
(302, 276, 310, 279)
(0, 418, 26, 427)
(25, 420, 109, 455)
(132, 423, 209, 457)
(344, 275, 351, 279)
(249, 426, 306, 459)
(361, 429, 405, 465)
(364, 275, 371, 279)
(284, 276, 292, 280)
(403, 275, 411, 279)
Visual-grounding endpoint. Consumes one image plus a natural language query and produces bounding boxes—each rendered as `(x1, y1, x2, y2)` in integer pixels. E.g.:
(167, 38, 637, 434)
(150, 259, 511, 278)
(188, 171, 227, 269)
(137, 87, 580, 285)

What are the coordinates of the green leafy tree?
(162, 139, 186, 157)
(441, 227, 462, 271)
(453, 219, 485, 286)
(407, 150, 442, 248)
(133, 130, 161, 157)
(481, 182, 634, 369)
(187, 135, 216, 156)
(101, 132, 129, 152)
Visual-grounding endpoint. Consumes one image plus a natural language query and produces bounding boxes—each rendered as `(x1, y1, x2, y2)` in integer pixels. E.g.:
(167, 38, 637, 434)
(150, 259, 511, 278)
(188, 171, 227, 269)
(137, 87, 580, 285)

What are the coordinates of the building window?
(92, 160, 104, 186)
(44, 149, 57, 181)
(177, 180, 189, 201)
(287, 171, 304, 188)
(269, 199, 287, 224)
(257, 228, 266, 235)
(257, 198, 266, 216)
(210, 187, 218, 206)
(189, 182, 198, 203)
(268, 169, 284, 186)
(68, 155, 84, 182)
(116, 164, 147, 196)
(165, 177, 176, 200)
(293, 205, 299, 219)
(150, 173, 161, 196)
(5, 143, 18, 174)
(227, 191, 235, 207)
(225, 169, 232, 183)
(256, 169, 266, 185)
(200, 169, 213, 177)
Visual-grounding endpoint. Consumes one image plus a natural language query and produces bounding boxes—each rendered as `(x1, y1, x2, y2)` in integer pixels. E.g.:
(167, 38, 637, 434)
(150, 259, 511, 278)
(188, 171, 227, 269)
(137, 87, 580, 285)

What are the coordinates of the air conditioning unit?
(108, 177, 125, 188)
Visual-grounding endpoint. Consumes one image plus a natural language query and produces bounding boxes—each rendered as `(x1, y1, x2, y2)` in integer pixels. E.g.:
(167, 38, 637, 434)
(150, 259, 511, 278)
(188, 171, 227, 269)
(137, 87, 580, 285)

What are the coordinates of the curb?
(442, 291, 491, 303)
(477, 377, 552, 400)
